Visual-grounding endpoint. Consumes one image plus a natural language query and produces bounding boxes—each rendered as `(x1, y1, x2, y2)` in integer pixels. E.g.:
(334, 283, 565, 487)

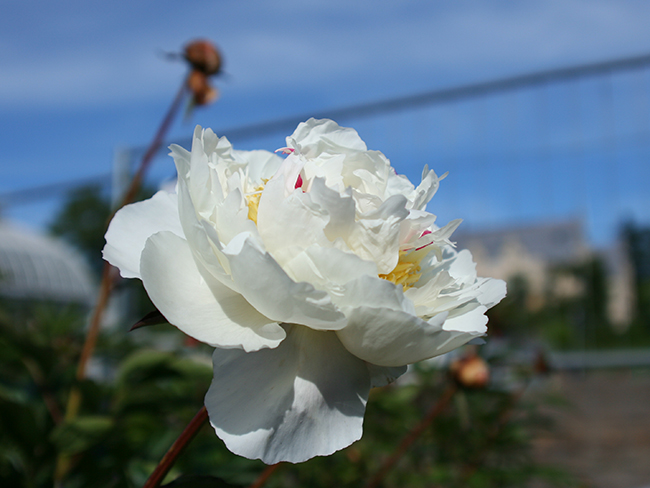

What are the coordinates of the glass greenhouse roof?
(0, 220, 96, 305)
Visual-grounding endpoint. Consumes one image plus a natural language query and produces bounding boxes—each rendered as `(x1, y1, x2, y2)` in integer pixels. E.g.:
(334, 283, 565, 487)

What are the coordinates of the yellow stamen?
(379, 250, 422, 290)
(245, 179, 268, 225)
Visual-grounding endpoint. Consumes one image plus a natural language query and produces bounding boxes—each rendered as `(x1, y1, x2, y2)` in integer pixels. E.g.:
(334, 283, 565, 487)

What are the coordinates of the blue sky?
(2, 0, 650, 243)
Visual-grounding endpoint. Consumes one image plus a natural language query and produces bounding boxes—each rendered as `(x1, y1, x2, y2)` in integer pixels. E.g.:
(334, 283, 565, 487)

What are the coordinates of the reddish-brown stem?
(54, 76, 188, 487)
(118, 78, 188, 213)
(365, 384, 457, 488)
(143, 406, 209, 488)
(247, 463, 283, 488)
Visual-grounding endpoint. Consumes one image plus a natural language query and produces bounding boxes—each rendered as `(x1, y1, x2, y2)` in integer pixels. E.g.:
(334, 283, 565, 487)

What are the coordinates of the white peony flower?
(103, 118, 506, 464)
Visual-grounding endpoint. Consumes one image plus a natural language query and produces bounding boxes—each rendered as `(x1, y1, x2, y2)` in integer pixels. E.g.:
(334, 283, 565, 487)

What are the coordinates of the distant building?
(454, 219, 634, 327)
(0, 220, 96, 306)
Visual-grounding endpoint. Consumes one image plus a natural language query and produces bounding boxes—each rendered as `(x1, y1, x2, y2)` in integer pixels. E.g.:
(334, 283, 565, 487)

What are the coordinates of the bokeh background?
(2, 1, 650, 487)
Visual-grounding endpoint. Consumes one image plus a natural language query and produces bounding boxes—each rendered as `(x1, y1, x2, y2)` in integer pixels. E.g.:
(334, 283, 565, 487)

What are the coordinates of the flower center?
(379, 250, 422, 290)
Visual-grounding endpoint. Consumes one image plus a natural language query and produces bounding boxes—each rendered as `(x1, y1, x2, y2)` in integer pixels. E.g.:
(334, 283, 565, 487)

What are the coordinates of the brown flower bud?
(187, 70, 218, 106)
(450, 350, 490, 389)
(184, 39, 222, 75)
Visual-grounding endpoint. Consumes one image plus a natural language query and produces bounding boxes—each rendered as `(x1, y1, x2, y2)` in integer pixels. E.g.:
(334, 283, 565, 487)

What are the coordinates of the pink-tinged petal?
(205, 325, 370, 464)
(103, 191, 183, 279)
(222, 233, 347, 331)
(271, 153, 306, 195)
(140, 231, 285, 351)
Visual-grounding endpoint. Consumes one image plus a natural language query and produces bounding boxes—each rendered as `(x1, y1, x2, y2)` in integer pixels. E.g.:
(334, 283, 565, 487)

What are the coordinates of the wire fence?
(4, 53, 650, 246)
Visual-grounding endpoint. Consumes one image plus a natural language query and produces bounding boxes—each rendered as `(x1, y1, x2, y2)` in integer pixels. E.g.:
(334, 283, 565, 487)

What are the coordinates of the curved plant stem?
(247, 463, 283, 488)
(54, 76, 188, 487)
(365, 384, 457, 488)
(143, 406, 209, 488)
(117, 76, 188, 214)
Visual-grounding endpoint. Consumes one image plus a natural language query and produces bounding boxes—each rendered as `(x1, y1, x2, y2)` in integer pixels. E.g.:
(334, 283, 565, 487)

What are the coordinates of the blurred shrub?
(0, 298, 575, 488)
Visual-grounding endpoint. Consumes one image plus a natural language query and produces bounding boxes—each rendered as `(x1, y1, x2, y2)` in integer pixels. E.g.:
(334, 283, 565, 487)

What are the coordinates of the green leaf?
(50, 415, 113, 455)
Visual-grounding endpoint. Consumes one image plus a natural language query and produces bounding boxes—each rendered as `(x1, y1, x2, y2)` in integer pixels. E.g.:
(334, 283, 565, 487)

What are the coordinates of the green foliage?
(0, 301, 242, 488)
(0, 295, 575, 488)
(49, 184, 112, 275)
(623, 222, 650, 328)
(261, 366, 575, 488)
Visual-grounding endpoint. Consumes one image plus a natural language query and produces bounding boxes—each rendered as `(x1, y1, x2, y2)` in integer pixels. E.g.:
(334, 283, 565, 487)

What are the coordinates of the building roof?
(0, 220, 96, 305)
(454, 219, 589, 264)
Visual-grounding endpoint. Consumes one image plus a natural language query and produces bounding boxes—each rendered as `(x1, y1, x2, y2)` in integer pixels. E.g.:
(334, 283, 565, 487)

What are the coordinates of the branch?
(365, 384, 457, 488)
(143, 406, 209, 488)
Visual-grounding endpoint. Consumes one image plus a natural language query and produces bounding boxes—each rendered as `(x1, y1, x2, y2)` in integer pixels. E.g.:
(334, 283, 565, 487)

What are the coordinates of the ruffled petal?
(337, 304, 485, 367)
(223, 233, 347, 330)
(140, 231, 285, 351)
(475, 277, 507, 308)
(256, 177, 330, 267)
(205, 325, 370, 464)
(287, 118, 367, 157)
(282, 247, 377, 296)
(175, 162, 239, 290)
(338, 274, 413, 313)
(103, 191, 183, 279)
(347, 194, 409, 274)
(307, 177, 356, 242)
(408, 165, 444, 210)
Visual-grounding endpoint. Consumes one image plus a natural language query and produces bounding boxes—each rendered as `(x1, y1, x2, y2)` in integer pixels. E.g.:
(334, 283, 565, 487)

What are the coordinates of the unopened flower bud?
(187, 70, 218, 106)
(450, 351, 490, 389)
(184, 39, 222, 75)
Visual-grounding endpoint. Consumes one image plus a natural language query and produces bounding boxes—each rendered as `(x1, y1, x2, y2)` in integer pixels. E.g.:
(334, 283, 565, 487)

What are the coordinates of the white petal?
(338, 274, 412, 313)
(337, 307, 449, 366)
(282, 247, 377, 295)
(234, 149, 283, 183)
(256, 177, 330, 267)
(447, 249, 478, 284)
(288, 118, 367, 157)
(443, 304, 489, 333)
(205, 325, 370, 464)
(308, 177, 356, 242)
(223, 233, 347, 330)
(175, 167, 237, 290)
(347, 194, 409, 274)
(337, 304, 487, 367)
(140, 231, 285, 351)
(476, 278, 507, 308)
(103, 191, 183, 279)
(408, 165, 442, 211)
